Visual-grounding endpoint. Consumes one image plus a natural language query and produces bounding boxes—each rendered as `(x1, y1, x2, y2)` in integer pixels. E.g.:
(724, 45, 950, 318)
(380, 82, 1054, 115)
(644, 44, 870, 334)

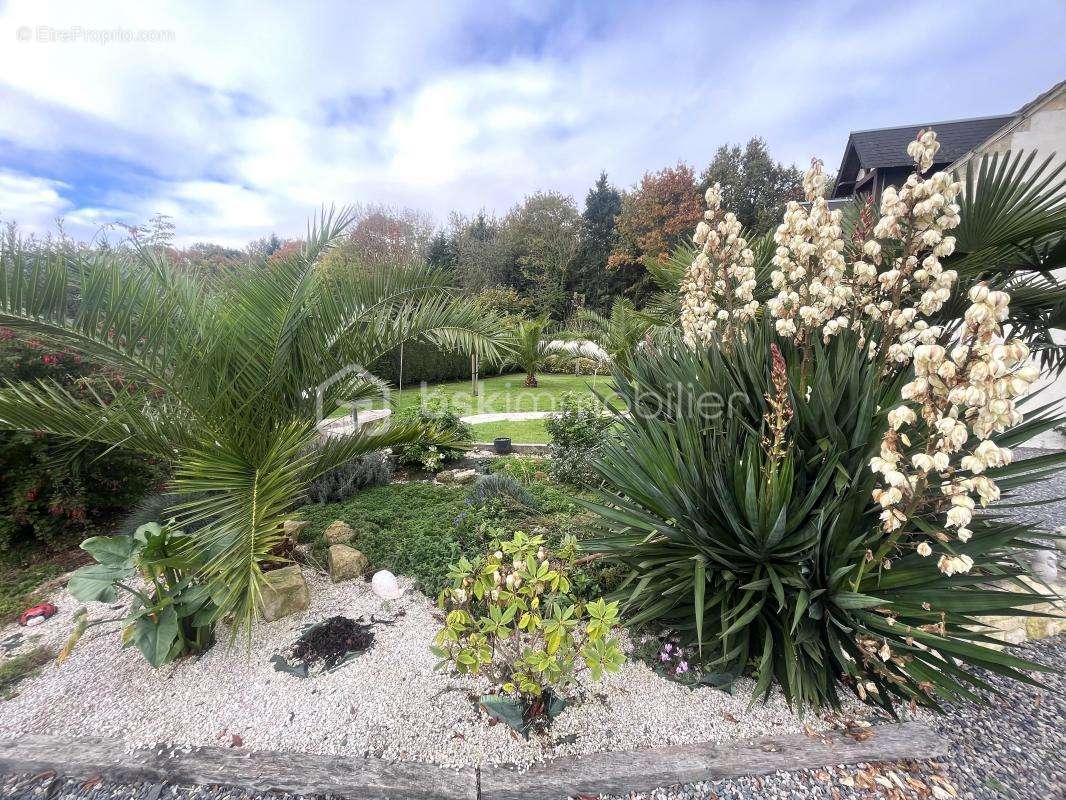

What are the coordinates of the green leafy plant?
(432, 531, 624, 734)
(587, 327, 1064, 714)
(0, 211, 509, 634)
(393, 398, 472, 468)
(546, 391, 614, 485)
(62, 523, 220, 667)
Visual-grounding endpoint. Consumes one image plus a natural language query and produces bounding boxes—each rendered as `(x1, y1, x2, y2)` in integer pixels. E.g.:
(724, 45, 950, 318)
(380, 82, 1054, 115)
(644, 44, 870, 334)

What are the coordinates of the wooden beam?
(0, 736, 476, 800)
(0, 722, 944, 800)
(479, 721, 945, 800)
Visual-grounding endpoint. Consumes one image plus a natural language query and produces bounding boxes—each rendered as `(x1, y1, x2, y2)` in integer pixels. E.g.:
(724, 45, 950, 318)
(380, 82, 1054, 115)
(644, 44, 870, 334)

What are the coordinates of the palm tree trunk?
(524, 370, 538, 388)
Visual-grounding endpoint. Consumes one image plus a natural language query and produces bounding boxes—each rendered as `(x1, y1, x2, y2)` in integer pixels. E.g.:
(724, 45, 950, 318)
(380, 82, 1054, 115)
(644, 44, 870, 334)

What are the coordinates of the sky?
(0, 0, 1064, 247)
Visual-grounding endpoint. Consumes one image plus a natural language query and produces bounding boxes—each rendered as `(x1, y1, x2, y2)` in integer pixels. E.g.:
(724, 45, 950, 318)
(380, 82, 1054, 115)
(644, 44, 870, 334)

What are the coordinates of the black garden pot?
(493, 437, 512, 454)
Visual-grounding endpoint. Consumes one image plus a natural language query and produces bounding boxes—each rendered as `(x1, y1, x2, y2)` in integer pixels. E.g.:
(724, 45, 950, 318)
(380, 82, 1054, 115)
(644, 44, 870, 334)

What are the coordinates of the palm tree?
(0, 207, 510, 633)
(512, 317, 551, 387)
(570, 298, 654, 380)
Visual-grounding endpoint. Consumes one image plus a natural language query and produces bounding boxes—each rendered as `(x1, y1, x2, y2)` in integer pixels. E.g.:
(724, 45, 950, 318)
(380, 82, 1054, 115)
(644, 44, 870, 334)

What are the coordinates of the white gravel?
(0, 570, 871, 769)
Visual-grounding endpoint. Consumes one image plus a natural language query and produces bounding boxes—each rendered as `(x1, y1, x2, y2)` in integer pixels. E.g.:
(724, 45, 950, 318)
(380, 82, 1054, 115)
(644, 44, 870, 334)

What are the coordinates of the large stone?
(282, 520, 310, 540)
(328, 544, 369, 582)
(260, 566, 310, 622)
(323, 520, 355, 545)
(438, 468, 477, 485)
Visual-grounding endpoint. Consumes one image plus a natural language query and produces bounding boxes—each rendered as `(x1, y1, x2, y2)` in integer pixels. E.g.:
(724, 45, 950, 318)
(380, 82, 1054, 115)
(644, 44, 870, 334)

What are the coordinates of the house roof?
(845, 115, 1015, 170)
(832, 113, 1015, 197)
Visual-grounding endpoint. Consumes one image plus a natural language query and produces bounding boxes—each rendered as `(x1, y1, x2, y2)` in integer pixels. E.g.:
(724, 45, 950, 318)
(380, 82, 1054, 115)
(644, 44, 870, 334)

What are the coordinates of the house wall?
(951, 85, 1066, 449)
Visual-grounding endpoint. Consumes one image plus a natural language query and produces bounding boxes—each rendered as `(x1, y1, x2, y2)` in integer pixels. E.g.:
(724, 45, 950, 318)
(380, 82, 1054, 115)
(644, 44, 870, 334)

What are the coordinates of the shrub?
(432, 530, 624, 733)
(300, 452, 393, 505)
(469, 473, 536, 509)
(586, 135, 1066, 715)
(63, 523, 217, 667)
(393, 398, 472, 468)
(546, 391, 613, 484)
(0, 329, 165, 551)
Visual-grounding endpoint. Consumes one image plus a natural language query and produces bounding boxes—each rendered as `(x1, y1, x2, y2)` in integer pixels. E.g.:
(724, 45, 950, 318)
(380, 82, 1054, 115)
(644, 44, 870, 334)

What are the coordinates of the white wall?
(953, 85, 1066, 449)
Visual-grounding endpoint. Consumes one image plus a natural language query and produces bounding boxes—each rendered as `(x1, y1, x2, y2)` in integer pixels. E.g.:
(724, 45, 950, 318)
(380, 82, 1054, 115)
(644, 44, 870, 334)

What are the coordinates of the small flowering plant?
(589, 130, 1066, 714)
(432, 531, 624, 733)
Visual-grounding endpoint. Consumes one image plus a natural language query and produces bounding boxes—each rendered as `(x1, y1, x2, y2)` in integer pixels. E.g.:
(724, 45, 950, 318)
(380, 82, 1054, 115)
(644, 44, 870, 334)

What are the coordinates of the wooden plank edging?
(480, 721, 946, 800)
(0, 736, 476, 800)
(0, 722, 945, 800)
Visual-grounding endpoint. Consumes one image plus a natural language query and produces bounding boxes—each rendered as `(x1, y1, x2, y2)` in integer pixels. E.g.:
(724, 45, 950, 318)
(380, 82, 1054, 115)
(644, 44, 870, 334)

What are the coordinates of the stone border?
(0, 723, 944, 799)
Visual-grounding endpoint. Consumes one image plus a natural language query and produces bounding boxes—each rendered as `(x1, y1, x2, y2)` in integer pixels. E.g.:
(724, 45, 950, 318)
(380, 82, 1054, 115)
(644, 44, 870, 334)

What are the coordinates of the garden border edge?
(0, 722, 946, 800)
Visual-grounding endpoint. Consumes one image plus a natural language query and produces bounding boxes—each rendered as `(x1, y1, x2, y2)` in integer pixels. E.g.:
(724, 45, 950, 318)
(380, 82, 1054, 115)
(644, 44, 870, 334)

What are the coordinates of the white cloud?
(0, 0, 1062, 245)
(0, 169, 71, 228)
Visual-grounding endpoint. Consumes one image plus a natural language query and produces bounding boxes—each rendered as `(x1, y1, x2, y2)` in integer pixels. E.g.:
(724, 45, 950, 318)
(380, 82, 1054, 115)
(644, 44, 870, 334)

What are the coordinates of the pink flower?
(675, 661, 689, 675)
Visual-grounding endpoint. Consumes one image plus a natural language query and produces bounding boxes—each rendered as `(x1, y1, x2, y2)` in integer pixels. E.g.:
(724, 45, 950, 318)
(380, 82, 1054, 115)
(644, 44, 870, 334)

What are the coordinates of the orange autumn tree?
(608, 162, 702, 303)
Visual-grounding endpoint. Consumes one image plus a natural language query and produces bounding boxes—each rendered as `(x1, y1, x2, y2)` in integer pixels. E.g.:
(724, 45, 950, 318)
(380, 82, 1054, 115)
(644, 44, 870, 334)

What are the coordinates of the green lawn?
(333, 372, 617, 417)
(469, 417, 549, 444)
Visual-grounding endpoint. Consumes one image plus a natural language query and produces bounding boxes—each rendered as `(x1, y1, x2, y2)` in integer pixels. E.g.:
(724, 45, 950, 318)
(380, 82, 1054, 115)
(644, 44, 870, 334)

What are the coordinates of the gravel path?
(2, 635, 1062, 799)
(0, 572, 866, 771)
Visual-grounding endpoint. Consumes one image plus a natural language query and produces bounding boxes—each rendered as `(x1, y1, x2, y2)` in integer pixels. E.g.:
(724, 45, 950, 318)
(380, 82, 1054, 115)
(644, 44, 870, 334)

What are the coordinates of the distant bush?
(546, 392, 613, 485)
(393, 398, 472, 469)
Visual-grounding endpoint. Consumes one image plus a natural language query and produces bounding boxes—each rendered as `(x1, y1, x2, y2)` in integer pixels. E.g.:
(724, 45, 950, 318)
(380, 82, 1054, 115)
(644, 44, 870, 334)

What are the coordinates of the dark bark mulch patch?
(289, 615, 375, 671)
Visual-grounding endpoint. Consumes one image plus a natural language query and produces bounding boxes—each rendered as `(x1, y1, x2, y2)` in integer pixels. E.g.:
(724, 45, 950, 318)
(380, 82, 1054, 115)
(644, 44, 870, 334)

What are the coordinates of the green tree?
(505, 191, 580, 319)
(0, 208, 509, 634)
(699, 137, 803, 234)
(571, 172, 622, 311)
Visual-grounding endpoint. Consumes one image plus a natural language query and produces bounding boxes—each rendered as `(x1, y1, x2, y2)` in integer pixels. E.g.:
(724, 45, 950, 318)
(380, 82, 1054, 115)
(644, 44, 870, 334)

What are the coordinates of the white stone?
(371, 569, 404, 600)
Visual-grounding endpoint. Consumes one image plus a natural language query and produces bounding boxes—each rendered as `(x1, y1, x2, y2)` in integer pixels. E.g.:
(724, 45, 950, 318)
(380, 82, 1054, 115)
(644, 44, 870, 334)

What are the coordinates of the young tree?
(504, 191, 580, 319)
(426, 230, 456, 271)
(571, 172, 623, 311)
(699, 137, 803, 234)
(609, 163, 702, 304)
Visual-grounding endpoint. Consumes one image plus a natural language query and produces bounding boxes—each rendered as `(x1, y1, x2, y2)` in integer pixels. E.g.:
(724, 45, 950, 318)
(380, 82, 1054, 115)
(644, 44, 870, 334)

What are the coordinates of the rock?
(323, 520, 355, 545)
(282, 519, 310, 540)
(328, 544, 369, 582)
(438, 468, 477, 485)
(294, 543, 314, 563)
(372, 569, 404, 600)
(260, 566, 310, 622)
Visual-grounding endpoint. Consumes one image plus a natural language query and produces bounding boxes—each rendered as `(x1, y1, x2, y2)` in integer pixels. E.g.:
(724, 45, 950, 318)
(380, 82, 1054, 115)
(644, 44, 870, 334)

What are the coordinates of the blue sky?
(0, 0, 1064, 246)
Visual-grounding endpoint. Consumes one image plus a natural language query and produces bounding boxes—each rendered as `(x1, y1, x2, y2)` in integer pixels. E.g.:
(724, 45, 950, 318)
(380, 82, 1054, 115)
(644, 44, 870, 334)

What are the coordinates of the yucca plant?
(585, 137, 1066, 714)
(0, 207, 510, 637)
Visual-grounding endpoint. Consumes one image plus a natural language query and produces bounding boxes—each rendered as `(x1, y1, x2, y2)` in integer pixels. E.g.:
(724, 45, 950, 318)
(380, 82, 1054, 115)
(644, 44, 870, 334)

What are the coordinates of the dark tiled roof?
(848, 115, 1014, 169)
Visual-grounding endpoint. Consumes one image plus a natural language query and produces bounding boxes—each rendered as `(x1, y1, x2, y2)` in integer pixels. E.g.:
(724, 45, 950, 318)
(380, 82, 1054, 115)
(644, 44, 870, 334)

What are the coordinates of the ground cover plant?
(0, 208, 509, 639)
(586, 136, 1066, 714)
(0, 645, 54, 700)
(295, 466, 610, 599)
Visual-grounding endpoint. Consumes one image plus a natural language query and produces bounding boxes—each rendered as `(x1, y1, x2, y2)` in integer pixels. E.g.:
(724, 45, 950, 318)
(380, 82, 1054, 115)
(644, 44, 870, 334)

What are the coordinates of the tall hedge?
(370, 340, 473, 386)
